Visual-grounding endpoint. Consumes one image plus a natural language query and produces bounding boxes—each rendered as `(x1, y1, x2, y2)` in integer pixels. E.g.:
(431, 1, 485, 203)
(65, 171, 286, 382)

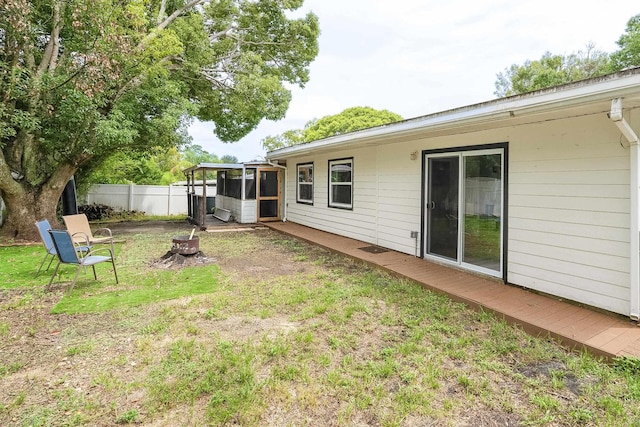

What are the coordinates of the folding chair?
(34, 219, 90, 277)
(47, 229, 119, 293)
(62, 213, 115, 254)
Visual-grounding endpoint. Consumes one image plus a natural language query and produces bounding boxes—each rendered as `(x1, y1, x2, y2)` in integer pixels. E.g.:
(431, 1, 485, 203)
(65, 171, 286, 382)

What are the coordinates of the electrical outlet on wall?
(410, 231, 419, 238)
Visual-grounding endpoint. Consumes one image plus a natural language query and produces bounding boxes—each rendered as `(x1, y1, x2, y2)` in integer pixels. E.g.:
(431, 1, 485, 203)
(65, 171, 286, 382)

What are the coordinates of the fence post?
(167, 185, 172, 215)
(128, 183, 134, 211)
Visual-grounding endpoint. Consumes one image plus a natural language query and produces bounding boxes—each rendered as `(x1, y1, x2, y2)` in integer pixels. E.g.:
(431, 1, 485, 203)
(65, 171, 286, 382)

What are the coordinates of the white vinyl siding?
(284, 146, 424, 255)
(508, 114, 630, 315)
(214, 195, 257, 223)
(278, 110, 635, 316)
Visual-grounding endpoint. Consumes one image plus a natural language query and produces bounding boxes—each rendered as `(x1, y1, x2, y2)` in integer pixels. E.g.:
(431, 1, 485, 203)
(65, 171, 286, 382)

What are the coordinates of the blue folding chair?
(34, 219, 90, 277)
(47, 229, 119, 293)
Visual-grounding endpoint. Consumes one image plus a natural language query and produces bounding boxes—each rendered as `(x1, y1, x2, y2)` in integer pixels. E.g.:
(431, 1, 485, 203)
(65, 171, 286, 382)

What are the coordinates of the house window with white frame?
(328, 158, 353, 209)
(297, 163, 314, 204)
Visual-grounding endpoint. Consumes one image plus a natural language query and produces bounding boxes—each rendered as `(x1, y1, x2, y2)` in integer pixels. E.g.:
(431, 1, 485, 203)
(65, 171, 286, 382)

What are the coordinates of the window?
(297, 163, 313, 204)
(328, 158, 353, 209)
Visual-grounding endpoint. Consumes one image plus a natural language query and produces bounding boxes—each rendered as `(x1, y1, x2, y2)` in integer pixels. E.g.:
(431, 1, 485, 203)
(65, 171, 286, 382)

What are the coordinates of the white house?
(266, 68, 640, 320)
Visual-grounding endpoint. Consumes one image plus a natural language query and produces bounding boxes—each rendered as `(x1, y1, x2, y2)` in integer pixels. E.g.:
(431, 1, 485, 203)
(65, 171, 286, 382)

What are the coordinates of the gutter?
(268, 69, 640, 160)
(610, 98, 640, 321)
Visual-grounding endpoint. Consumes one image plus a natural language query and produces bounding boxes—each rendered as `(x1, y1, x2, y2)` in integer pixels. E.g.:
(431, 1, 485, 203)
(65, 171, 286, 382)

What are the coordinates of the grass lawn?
(1, 223, 640, 426)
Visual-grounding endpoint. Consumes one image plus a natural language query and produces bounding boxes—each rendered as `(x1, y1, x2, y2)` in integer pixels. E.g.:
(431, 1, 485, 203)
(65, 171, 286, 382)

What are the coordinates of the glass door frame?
(422, 144, 507, 280)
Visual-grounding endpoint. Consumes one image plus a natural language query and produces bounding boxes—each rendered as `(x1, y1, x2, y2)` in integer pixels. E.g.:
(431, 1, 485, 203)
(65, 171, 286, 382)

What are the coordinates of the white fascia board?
(267, 70, 640, 159)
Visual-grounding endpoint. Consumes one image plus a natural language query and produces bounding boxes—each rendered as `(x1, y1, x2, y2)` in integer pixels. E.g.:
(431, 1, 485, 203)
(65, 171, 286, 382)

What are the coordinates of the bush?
(78, 204, 145, 221)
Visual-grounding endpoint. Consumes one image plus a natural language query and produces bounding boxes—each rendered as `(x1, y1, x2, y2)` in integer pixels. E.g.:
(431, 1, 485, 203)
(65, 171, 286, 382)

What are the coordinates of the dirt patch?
(150, 251, 216, 269)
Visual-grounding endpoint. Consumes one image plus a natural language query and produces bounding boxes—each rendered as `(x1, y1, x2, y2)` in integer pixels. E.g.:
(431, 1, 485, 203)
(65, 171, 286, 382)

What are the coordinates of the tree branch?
(157, 0, 167, 24)
(209, 24, 235, 42)
(140, 0, 206, 49)
(36, 0, 63, 78)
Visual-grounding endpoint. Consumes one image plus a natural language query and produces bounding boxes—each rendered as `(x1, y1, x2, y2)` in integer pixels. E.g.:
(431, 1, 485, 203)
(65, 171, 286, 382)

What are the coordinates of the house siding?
(280, 109, 636, 316)
(508, 113, 631, 314)
(215, 195, 257, 223)
(286, 148, 378, 244)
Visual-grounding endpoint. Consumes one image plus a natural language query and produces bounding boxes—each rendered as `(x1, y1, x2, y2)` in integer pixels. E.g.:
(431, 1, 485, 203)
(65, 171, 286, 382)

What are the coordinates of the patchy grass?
(51, 265, 221, 314)
(1, 224, 640, 426)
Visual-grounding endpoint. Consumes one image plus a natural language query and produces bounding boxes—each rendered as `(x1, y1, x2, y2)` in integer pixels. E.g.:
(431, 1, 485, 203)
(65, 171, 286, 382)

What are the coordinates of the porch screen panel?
(260, 170, 278, 197)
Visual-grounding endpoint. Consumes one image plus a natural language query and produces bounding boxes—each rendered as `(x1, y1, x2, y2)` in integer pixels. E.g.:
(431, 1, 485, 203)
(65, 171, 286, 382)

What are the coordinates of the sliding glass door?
(425, 148, 504, 277)
(426, 156, 459, 261)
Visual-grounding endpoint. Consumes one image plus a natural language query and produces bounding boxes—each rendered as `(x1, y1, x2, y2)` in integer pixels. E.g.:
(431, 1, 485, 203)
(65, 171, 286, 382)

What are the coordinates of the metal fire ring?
(171, 235, 200, 255)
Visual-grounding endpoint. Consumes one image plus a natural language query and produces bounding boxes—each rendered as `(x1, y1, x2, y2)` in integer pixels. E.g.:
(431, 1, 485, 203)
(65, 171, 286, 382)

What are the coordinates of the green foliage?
(610, 14, 640, 71)
(614, 356, 640, 375)
(76, 143, 238, 190)
(304, 107, 403, 142)
(494, 47, 611, 97)
(262, 106, 403, 151)
(181, 144, 216, 166)
(0, 0, 320, 239)
(81, 153, 164, 186)
(115, 409, 139, 424)
(495, 13, 640, 97)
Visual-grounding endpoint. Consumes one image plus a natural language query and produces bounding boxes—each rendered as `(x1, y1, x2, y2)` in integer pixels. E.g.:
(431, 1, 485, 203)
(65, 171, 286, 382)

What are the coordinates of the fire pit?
(151, 228, 212, 269)
(170, 226, 200, 255)
(171, 235, 200, 255)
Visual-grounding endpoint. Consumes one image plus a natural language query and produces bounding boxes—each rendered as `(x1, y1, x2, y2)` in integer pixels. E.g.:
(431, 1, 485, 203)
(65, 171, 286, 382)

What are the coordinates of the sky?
(188, 0, 640, 162)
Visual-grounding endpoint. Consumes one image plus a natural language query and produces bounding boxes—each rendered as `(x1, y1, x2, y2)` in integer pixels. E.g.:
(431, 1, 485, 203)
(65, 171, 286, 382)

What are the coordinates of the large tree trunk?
(0, 174, 73, 242)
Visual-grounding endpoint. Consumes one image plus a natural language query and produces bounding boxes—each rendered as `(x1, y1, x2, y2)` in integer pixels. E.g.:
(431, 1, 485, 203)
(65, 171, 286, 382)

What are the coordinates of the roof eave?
(267, 68, 640, 160)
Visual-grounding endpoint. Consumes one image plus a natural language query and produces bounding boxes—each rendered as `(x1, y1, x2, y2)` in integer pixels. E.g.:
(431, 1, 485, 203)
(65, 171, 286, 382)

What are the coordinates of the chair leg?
(36, 254, 48, 277)
(46, 262, 61, 291)
(46, 255, 54, 272)
(91, 265, 97, 280)
(36, 253, 56, 278)
(112, 260, 119, 284)
(67, 266, 84, 294)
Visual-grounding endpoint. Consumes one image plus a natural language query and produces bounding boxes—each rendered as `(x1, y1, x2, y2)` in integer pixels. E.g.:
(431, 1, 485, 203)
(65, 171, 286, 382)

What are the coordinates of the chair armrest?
(85, 247, 115, 258)
(93, 227, 113, 238)
(71, 231, 91, 246)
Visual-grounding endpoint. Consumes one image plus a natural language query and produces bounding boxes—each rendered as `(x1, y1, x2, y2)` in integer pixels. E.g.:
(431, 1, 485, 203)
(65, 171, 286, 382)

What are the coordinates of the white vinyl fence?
(84, 184, 215, 216)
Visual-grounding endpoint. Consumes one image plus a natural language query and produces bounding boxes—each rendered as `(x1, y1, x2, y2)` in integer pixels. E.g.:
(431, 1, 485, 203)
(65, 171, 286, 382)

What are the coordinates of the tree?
(0, 0, 319, 239)
(76, 144, 238, 190)
(181, 144, 221, 166)
(494, 46, 611, 97)
(262, 106, 403, 151)
(610, 14, 640, 71)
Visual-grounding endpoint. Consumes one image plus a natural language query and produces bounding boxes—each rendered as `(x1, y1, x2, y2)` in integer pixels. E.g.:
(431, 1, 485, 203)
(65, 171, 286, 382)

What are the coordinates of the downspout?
(610, 97, 640, 321)
(267, 161, 288, 222)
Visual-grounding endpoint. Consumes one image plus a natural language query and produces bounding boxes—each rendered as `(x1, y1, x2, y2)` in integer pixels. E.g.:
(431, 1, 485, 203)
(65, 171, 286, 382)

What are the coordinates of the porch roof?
(182, 161, 273, 175)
